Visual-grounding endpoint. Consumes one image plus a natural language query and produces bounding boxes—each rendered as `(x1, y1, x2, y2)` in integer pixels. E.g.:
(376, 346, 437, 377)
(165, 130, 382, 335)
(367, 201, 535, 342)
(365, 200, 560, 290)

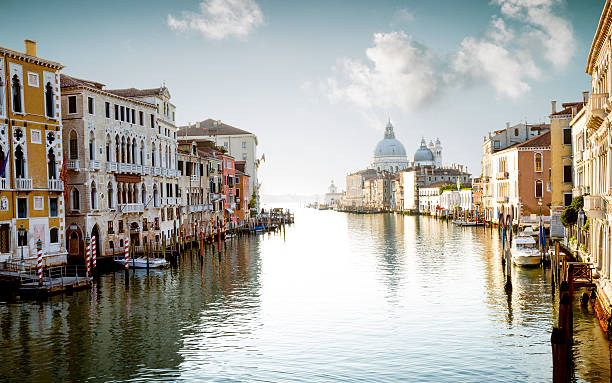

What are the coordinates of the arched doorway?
(66, 224, 84, 264)
(130, 222, 140, 247)
(91, 224, 102, 259)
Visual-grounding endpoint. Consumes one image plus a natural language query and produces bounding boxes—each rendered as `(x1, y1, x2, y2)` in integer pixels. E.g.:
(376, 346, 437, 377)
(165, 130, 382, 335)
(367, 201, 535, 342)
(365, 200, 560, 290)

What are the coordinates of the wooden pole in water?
(505, 247, 512, 291)
(551, 326, 569, 383)
(124, 238, 130, 282)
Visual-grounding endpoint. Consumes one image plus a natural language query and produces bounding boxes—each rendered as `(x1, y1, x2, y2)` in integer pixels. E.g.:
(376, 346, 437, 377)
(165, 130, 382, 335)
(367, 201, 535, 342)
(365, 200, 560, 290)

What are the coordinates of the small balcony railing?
(584, 195, 605, 220)
(67, 160, 80, 171)
(495, 171, 509, 180)
(586, 92, 608, 130)
(15, 178, 33, 191)
(117, 203, 144, 214)
(48, 179, 64, 191)
(496, 196, 508, 204)
(89, 160, 101, 171)
(0, 178, 8, 190)
(106, 162, 118, 172)
(190, 175, 199, 182)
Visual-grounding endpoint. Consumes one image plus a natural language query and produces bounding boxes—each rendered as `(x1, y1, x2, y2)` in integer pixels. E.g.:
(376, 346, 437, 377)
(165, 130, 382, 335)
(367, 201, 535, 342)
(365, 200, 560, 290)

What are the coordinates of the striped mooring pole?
(85, 235, 91, 278)
(124, 238, 130, 270)
(36, 239, 43, 286)
(91, 235, 97, 270)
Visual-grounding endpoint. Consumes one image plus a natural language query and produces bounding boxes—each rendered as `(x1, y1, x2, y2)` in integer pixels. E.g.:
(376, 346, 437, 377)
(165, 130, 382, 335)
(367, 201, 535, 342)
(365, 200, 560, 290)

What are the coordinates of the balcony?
(48, 179, 64, 191)
(89, 160, 101, 171)
(496, 196, 508, 204)
(167, 197, 176, 205)
(0, 178, 8, 190)
(188, 204, 205, 213)
(190, 174, 199, 182)
(495, 171, 509, 180)
(584, 195, 606, 219)
(117, 203, 144, 214)
(67, 160, 80, 171)
(142, 166, 151, 175)
(176, 197, 183, 205)
(586, 92, 608, 131)
(210, 193, 219, 201)
(15, 178, 32, 191)
(153, 167, 161, 176)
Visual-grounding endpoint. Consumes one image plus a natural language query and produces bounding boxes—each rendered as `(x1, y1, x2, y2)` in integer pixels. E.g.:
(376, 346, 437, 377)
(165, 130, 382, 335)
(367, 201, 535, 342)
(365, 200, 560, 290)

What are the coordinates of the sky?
(0, 0, 605, 196)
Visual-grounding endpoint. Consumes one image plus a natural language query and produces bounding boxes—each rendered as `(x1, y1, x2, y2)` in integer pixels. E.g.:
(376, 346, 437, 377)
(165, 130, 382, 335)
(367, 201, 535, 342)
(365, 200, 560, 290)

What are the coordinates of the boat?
(510, 234, 541, 267)
(114, 256, 168, 268)
(462, 221, 483, 227)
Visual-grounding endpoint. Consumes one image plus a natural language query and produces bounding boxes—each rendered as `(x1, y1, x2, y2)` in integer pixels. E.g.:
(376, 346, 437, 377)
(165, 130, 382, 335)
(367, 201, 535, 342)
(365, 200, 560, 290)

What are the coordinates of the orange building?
(0, 40, 66, 265)
(235, 161, 250, 224)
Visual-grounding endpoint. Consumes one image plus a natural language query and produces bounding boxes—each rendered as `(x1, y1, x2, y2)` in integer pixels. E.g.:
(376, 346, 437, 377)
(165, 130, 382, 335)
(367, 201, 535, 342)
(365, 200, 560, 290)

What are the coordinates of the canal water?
(0, 208, 609, 382)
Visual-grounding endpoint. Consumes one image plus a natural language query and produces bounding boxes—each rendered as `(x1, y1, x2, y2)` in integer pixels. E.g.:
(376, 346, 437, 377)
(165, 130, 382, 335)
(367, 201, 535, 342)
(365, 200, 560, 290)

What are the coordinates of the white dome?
(414, 138, 435, 165)
(371, 121, 409, 173)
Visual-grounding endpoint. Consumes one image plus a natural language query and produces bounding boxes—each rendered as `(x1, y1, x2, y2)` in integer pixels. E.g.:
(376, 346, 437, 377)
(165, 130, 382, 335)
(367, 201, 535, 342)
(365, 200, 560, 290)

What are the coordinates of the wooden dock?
(0, 262, 91, 296)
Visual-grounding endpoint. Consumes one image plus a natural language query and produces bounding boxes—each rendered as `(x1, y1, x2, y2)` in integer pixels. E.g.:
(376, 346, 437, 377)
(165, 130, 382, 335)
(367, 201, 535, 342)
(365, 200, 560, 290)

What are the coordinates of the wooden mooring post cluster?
(0, 208, 295, 298)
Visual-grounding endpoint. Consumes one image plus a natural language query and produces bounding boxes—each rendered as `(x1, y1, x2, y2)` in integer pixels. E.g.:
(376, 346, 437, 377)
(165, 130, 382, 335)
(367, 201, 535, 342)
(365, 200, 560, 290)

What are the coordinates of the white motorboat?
(114, 257, 168, 268)
(511, 234, 541, 267)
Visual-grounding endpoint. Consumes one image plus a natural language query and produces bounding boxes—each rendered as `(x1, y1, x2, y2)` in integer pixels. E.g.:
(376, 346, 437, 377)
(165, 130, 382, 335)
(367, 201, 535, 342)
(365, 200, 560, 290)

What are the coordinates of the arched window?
(69, 131, 78, 160)
(534, 152, 542, 172)
(15, 145, 25, 179)
(152, 145, 156, 167)
(142, 184, 146, 205)
(535, 179, 543, 198)
(132, 139, 136, 164)
(0, 76, 5, 114)
(90, 182, 97, 210)
(115, 134, 120, 163)
(89, 131, 95, 161)
(153, 185, 159, 207)
(514, 128, 519, 136)
(12, 75, 22, 113)
(47, 149, 57, 179)
(50, 227, 59, 243)
(72, 189, 80, 210)
(140, 141, 144, 165)
(45, 82, 54, 118)
(107, 182, 114, 209)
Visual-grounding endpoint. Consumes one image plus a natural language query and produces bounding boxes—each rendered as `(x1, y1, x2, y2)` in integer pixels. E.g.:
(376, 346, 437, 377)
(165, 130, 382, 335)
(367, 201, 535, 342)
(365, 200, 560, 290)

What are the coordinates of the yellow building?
(0, 40, 66, 265)
(549, 100, 584, 212)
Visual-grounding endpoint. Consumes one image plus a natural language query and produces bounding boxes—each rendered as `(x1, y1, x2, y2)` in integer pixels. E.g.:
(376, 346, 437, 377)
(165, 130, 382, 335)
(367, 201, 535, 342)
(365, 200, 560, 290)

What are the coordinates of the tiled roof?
(0, 46, 64, 69)
(107, 87, 166, 97)
(422, 181, 455, 189)
(500, 132, 551, 152)
(60, 74, 105, 89)
(178, 119, 252, 136)
(551, 102, 584, 116)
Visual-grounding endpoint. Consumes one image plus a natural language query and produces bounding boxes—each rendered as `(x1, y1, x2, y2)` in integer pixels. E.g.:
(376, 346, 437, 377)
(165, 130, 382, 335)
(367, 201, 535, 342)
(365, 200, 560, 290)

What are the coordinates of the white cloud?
(326, 31, 439, 112)
(167, 0, 264, 40)
(493, 0, 575, 69)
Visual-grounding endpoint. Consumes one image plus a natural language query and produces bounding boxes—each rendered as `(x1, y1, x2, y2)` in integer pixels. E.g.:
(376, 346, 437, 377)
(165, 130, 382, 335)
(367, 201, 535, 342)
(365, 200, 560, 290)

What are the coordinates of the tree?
(561, 195, 584, 227)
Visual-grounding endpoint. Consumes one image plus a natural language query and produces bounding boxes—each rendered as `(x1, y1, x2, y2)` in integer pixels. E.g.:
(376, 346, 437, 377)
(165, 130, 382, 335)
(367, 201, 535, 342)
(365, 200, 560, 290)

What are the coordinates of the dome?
(414, 138, 434, 162)
(373, 121, 407, 158)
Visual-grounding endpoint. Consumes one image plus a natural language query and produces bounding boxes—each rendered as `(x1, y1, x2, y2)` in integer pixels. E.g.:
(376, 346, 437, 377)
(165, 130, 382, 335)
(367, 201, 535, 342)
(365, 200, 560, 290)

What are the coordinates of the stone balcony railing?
(118, 203, 144, 214)
(89, 160, 101, 171)
(586, 92, 608, 131)
(584, 195, 606, 220)
(190, 175, 199, 182)
(0, 178, 8, 190)
(496, 196, 508, 204)
(67, 160, 80, 171)
(15, 178, 33, 191)
(48, 179, 64, 191)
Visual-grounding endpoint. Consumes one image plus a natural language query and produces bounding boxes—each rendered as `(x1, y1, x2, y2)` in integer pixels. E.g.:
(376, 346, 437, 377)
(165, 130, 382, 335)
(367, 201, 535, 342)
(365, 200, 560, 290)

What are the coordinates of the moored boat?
(114, 257, 168, 268)
(511, 235, 541, 267)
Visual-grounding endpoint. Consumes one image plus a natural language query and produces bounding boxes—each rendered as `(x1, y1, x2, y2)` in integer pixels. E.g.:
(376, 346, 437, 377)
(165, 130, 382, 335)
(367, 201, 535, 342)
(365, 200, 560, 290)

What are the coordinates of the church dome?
(373, 122, 407, 158)
(414, 138, 434, 163)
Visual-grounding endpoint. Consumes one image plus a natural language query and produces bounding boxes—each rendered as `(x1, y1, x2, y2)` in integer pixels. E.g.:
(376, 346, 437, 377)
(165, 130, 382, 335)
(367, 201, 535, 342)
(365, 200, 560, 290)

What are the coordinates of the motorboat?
(511, 234, 541, 267)
(114, 256, 168, 268)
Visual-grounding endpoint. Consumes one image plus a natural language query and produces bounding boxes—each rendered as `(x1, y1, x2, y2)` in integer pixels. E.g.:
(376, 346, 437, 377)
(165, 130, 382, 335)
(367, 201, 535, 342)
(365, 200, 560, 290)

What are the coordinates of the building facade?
(0, 40, 66, 265)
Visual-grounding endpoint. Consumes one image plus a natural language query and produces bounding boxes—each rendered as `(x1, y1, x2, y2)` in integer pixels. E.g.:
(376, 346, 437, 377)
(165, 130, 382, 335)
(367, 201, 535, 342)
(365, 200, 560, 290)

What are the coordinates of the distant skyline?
(1, 0, 604, 195)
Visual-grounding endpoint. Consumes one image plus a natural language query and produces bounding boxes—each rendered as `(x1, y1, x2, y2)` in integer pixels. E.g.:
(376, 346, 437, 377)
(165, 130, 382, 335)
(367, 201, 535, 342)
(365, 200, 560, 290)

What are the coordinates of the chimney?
(582, 91, 589, 104)
(24, 39, 37, 57)
(506, 122, 510, 129)
(551, 100, 557, 114)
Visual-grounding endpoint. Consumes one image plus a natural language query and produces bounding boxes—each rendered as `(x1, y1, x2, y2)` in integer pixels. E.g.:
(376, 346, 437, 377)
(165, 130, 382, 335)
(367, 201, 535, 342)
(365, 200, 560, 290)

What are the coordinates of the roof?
(551, 102, 584, 117)
(422, 181, 454, 189)
(0, 45, 64, 70)
(178, 119, 253, 136)
(107, 87, 168, 98)
(60, 74, 156, 108)
(499, 131, 551, 153)
(348, 168, 378, 176)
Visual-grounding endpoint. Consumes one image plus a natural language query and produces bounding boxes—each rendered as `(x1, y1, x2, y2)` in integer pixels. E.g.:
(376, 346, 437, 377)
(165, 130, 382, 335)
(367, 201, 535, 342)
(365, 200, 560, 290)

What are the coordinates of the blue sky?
(1, 0, 604, 196)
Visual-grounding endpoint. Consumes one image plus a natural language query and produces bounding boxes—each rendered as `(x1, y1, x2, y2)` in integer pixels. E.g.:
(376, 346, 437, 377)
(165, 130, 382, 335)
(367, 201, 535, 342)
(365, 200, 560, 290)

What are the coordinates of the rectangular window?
(33, 196, 44, 210)
(535, 180, 543, 198)
(143, 218, 148, 231)
(68, 95, 77, 114)
(118, 220, 124, 233)
(17, 198, 27, 218)
(105, 102, 110, 118)
(242, 141, 247, 149)
(563, 128, 572, 145)
(87, 96, 94, 114)
(493, 140, 500, 149)
(126, 107, 130, 123)
(139, 111, 144, 126)
(120, 106, 125, 121)
(108, 221, 114, 234)
(0, 224, 9, 253)
(50, 228, 58, 243)
(564, 193, 573, 207)
(563, 165, 572, 183)
(49, 198, 58, 217)
(114, 104, 119, 120)
(150, 114, 155, 128)
(131, 109, 135, 123)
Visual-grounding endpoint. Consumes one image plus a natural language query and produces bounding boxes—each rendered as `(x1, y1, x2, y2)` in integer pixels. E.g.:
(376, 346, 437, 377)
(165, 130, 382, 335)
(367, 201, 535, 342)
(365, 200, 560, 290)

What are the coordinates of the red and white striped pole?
(85, 235, 91, 277)
(91, 235, 97, 270)
(36, 239, 43, 285)
(124, 238, 130, 270)
(200, 229, 204, 257)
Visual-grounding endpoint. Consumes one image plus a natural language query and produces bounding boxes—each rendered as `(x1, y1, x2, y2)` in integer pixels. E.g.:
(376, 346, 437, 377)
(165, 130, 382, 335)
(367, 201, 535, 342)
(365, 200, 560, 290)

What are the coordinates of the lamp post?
(18, 224, 26, 272)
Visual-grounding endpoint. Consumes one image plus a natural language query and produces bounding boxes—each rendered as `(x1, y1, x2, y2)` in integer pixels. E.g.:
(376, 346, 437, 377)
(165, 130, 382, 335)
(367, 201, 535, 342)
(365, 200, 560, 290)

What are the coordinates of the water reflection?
(0, 209, 609, 382)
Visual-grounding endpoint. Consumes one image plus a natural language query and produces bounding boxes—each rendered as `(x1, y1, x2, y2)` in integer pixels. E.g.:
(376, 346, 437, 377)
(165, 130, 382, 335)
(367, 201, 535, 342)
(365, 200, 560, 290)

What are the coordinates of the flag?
(0, 156, 7, 178)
